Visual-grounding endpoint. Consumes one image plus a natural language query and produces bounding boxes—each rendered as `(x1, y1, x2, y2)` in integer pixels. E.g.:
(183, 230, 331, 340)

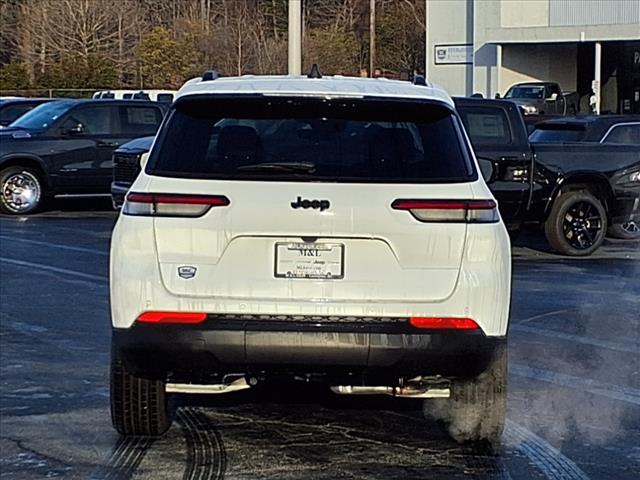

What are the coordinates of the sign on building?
(434, 44, 473, 65)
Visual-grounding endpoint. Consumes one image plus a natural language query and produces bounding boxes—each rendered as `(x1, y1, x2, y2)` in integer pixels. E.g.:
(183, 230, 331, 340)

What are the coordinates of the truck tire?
(544, 190, 607, 256)
(0, 166, 44, 215)
(607, 221, 640, 240)
(423, 343, 507, 444)
(110, 350, 171, 436)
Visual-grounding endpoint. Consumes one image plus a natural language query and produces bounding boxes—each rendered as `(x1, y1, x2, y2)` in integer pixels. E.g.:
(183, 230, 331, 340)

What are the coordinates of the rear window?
(148, 96, 476, 183)
(118, 106, 163, 135)
(458, 107, 512, 145)
(505, 86, 544, 99)
(157, 93, 174, 103)
(529, 124, 587, 142)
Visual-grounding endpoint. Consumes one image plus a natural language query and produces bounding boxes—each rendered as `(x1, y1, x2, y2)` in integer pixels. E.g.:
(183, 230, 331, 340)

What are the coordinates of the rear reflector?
(124, 193, 230, 217)
(391, 199, 498, 223)
(137, 311, 207, 324)
(409, 317, 480, 330)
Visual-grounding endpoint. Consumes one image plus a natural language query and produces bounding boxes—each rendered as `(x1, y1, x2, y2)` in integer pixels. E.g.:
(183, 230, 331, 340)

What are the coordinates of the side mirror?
(494, 93, 501, 99)
(546, 93, 558, 102)
(477, 158, 496, 183)
(63, 123, 84, 135)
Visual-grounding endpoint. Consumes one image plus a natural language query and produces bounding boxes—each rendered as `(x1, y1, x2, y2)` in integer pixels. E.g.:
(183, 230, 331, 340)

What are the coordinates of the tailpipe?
(330, 384, 450, 399)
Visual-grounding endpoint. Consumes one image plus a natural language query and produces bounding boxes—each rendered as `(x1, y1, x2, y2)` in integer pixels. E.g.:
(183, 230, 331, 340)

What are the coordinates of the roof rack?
(307, 64, 322, 79)
(412, 74, 428, 86)
(202, 70, 221, 81)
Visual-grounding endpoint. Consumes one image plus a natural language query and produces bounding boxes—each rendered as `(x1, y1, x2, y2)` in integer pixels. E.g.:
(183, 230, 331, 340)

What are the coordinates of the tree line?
(0, 0, 425, 92)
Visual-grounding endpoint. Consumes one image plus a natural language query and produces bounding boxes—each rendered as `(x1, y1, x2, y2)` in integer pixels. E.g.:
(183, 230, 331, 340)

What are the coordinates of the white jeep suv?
(110, 71, 511, 443)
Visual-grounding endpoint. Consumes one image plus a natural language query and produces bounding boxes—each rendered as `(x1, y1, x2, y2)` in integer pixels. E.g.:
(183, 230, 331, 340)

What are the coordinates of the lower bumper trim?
(113, 316, 505, 383)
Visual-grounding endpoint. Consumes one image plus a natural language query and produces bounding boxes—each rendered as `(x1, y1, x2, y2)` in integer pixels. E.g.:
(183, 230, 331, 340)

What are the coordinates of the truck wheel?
(110, 350, 171, 436)
(607, 221, 640, 240)
(544, 190, 607, 256)
(423, 343, 507, 444)
(0, 166, 43, 215)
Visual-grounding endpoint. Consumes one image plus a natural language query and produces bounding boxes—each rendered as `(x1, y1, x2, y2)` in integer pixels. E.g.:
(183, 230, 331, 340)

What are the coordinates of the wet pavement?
(1, 199, 639, 479)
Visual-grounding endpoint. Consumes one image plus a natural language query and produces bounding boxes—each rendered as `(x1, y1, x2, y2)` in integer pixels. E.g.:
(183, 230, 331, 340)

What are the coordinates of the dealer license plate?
(274, 243, 344, 279)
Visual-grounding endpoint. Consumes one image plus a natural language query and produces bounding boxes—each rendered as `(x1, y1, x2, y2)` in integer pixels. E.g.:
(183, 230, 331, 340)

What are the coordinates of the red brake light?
(137, 311, 207, 324)
(409, 317, 480, 330)
(391, 199, 498, 223)
(124, 193, 230, 217)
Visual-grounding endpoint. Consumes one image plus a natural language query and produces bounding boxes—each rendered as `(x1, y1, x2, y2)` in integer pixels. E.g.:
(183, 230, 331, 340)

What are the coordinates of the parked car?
(529, 115, 640, 239)
(0, 98, 55, 128)
(500, 82, 580, 116)
(529, 115, 640, 144)
(111, 136, 154, 208)
(454, 97, 640, 254)
(110, 72, 511, 443)
(0, 99, 166, 214)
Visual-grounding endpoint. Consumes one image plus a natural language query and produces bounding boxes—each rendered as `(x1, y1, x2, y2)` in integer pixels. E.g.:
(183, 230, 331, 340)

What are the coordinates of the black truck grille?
(113, 153, 141, 184)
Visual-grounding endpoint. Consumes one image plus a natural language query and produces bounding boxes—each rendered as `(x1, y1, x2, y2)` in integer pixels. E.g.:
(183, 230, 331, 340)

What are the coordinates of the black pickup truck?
(0, 99, 166, 214)
(454, 97, 640, 256)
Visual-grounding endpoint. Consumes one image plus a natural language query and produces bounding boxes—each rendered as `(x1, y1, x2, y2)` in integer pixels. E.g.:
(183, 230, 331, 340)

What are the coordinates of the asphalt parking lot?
(1, 199, 639, 480)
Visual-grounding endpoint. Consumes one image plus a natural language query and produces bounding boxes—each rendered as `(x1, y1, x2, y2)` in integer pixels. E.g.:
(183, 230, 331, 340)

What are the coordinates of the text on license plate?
(274, 243, 344, 279)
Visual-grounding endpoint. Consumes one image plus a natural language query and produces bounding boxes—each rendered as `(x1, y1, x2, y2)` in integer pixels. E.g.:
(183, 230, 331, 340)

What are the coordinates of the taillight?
(137, 311, 207, 324)
(409, 317, 480, 330)
(123, 192, 230, 217)
(391, 199, 498, 223)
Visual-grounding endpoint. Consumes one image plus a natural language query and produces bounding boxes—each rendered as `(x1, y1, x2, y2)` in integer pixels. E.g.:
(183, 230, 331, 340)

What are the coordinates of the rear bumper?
(110, 182, 131, 209)
(112, 316, 505, 383)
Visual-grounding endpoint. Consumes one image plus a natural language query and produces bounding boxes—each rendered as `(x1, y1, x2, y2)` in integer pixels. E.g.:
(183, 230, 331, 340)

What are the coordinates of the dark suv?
(0, 99, 166, 214)
(110, 136, 155, 208)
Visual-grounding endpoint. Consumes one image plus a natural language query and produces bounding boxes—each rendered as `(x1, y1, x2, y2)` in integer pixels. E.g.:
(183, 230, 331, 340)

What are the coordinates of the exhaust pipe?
(166, 375, 251, 394)
(330, 385, 450, 399)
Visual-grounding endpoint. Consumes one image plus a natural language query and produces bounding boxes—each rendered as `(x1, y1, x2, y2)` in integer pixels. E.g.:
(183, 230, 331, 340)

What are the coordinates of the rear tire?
(607, 221, 640, 240)
(423, 343, 507, 444)
(110, 350, 171, 436)
(544, 190, 607, 256)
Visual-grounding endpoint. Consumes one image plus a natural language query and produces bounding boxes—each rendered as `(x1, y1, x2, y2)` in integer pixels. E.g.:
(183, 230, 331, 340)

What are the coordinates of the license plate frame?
(274, 242, 344, 279)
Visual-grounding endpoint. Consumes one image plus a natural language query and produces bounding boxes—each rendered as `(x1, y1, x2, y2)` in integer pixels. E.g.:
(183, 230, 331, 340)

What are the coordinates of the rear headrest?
(217, 126, 261, 164)
(368, 128, 417, 176)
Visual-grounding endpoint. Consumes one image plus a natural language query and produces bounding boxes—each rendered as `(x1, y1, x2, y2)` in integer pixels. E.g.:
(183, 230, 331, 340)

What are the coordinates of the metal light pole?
(288, 0, 302, 75)
(593, 41, 602, 115)
(369, 0, 376, 77)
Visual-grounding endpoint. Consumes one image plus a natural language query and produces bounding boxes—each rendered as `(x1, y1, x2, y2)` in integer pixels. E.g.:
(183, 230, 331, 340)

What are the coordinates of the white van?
(93, 90, 177, 103)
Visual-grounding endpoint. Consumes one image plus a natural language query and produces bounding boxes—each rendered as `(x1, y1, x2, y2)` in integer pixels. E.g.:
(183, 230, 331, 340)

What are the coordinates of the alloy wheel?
(562, 200, 604, 250)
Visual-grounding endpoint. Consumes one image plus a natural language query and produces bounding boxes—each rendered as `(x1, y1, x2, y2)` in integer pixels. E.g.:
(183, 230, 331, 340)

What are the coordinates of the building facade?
(426, 0, 640, 113)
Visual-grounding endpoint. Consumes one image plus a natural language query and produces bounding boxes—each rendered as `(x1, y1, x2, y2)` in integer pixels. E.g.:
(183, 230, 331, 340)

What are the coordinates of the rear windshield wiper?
(236, 162, 316, 174)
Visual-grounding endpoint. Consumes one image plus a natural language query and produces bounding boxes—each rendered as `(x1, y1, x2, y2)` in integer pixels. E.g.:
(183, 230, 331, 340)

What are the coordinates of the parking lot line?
(0, 236, 108, 256)
(510, 324, 640, 355)
(511, 364, 640, 406)
(0, 257, 108, 283)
